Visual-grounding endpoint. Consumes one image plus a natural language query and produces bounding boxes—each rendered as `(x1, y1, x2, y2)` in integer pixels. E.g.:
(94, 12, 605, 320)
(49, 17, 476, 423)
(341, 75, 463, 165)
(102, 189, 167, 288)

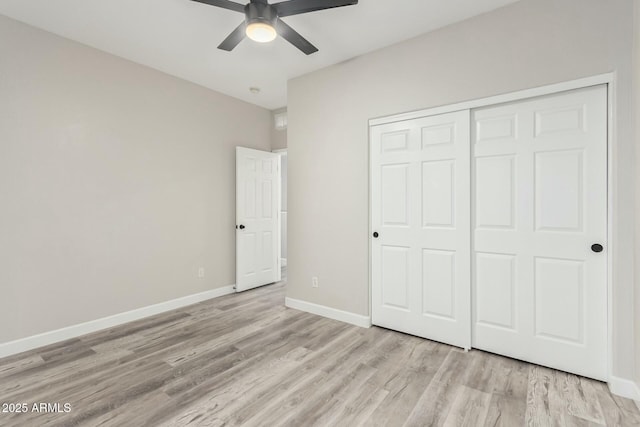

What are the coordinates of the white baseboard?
(281, 258, 287, 267)
(0, 285, 236, 359)
(285, 297, 371, 328)
(608, 376, 640, 400)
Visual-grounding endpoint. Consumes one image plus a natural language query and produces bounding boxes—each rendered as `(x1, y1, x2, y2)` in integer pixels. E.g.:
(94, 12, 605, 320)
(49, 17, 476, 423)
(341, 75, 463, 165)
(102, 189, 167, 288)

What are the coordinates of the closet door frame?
(368, 73, 614, 383)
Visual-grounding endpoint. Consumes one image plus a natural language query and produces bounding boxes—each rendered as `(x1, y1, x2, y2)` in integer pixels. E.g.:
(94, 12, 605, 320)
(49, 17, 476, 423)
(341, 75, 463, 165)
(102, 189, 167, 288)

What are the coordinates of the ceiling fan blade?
(273, 0, 357, 17)
(190, 0, 245, 13)
(218, 22, 247, 51)
(276, 18, 318, 55)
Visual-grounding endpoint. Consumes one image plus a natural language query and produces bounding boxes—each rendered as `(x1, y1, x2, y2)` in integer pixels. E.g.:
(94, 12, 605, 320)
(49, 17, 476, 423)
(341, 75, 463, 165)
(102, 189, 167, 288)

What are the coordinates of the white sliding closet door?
(371, 110, 471, 349)
(472, 85, 608, 380)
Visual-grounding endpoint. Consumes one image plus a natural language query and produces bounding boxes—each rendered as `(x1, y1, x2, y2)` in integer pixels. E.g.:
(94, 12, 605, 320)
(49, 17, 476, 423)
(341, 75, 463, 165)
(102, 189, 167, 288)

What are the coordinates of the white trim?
(277, 154, 282, 282)
(367, 125, 372, 323)
(608, 376, 640, 400)
(272, 149, 288, 154)
(281, 258, 287, 267)
(0, 285, 235, 359)
(285, 297, 371, 328)
(369, 73, 614, 127)
(606, 73, 616, 390)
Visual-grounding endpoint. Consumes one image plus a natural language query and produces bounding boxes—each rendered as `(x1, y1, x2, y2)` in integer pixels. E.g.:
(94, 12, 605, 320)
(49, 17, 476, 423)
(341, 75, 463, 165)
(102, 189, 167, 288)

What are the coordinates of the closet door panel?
(372, 110, 471, 349)
(472, 85, 608, 381)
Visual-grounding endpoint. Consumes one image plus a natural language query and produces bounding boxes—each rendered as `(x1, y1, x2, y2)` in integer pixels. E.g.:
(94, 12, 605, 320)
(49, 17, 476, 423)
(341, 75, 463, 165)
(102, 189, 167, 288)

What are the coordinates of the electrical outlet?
(312, 277, 319, 288)
(198, 267, 205, 278)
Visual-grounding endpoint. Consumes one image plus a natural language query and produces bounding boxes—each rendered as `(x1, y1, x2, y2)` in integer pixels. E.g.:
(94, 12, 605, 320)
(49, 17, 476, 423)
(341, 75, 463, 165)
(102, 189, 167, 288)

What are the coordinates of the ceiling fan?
(191, 0, 358, 55)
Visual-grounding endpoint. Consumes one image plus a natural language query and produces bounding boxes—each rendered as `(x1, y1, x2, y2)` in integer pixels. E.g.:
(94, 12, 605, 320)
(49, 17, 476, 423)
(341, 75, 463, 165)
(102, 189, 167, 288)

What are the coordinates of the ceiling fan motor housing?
(245, 2, 277, 27)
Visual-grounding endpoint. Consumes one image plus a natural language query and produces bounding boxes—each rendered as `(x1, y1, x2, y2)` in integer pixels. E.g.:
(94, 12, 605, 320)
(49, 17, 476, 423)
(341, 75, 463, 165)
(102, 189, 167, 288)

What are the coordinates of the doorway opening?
(274, 149, 287, 283)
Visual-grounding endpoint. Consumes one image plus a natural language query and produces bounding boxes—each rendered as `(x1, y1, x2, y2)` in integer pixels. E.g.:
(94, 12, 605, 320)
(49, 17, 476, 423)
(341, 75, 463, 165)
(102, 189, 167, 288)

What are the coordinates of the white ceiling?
(0, 0, 519, 109)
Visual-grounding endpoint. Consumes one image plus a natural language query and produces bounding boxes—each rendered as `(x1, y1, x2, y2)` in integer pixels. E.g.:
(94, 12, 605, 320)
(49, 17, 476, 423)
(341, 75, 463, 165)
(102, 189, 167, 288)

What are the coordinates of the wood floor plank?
(159, 318, 320, 398)
(157, 348, 309, 426)
(0, 354, 44, 378)
(562, 414, 608, 427)
(1, 273, 638, 427)
(79, 311, 191, 348)
(553, 372, 606, 425)
(442, 385, 492, 427)
(594, 382, 640, 426)
(475, 352, 530, 426)
(275, 330, 404, 426)
(329, 381, 389, 427)
(525, 365, 560, 427)
(233, 368, 330, 427)
(403, 350, 473, 427)
(277, 362, 380, 427)
(161, 306, 295, 367)
(89, 388, 173, 427)
(0, 348, 134, 399)
(364, 337, 451, 426)
(483, 394, 528, 427)
(463, 350, 530, 399)
(226, 327, 386, 426)
(610, 393, 640, 416)
(145, 316, 339, 424)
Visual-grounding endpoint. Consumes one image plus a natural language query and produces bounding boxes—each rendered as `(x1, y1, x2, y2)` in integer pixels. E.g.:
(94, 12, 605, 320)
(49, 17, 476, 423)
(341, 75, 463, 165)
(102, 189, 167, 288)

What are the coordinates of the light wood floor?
(1, 277, 639, 426)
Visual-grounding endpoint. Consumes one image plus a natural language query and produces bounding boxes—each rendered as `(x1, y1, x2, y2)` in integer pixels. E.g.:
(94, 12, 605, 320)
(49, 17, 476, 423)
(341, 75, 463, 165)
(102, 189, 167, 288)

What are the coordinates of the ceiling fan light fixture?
(246, 22, 277, 43)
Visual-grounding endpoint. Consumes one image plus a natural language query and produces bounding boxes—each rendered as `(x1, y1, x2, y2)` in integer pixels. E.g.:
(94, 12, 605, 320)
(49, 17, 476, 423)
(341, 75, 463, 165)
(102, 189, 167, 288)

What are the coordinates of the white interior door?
(472, 85, 608, 380)
(371, 110, 471, 349)
(236, 147, 281, 292)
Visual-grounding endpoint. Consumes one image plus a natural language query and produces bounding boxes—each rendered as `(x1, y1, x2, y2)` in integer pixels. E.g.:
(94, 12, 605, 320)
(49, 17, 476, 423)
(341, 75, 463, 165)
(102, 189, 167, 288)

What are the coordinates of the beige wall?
(634, 0, 640, 390)
(287, 0, 636, 379)
(0, 15, 271, 343)
(271, 108, 288, 150)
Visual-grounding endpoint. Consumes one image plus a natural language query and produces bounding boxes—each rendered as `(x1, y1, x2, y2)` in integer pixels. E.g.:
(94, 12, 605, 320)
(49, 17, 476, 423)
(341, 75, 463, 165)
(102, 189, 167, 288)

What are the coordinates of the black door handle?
(373, 232, 379, 238)
(591, 243, 603, 253)
(239, 225, 245, 230)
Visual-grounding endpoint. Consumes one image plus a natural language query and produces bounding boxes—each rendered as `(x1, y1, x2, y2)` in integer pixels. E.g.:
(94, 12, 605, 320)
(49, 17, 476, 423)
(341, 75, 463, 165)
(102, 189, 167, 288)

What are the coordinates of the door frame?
(368, 73, 615, 383)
